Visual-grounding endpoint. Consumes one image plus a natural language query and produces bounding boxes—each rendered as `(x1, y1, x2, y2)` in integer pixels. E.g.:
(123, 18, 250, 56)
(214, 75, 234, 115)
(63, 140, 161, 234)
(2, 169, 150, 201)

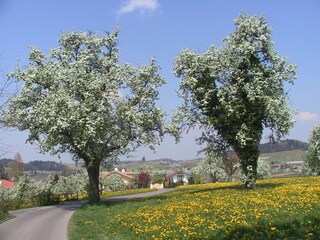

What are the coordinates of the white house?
(166, 170, 192, 185)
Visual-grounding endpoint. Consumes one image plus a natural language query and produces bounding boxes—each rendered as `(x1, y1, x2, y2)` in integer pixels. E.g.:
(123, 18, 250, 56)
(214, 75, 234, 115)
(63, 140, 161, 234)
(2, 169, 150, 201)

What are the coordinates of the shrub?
(152, 175, 164, 184)
(136, 172, 151, 188)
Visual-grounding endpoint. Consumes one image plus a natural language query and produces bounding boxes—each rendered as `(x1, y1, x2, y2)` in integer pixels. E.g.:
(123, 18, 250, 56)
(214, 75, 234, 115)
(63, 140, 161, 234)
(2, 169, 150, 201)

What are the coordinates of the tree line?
(0, 159, 64, 171)
(259, 139, 308, 153)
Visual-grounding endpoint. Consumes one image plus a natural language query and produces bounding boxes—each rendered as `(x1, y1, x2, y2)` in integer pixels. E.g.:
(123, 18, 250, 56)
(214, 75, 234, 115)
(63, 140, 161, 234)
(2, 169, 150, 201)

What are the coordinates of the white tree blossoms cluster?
(0, 175, 59, 207)
(305, 125, 320, 175)
(174, 14, 296, 188)
(0, 172, 95, 207)
(5, 30, 169, 203)
(192, 153, 228, 183)
(100, 173, 127, 192)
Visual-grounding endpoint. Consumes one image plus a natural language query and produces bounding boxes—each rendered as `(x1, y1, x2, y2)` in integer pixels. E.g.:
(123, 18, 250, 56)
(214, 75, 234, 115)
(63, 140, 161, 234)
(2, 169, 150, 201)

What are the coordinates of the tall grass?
(69, 176, 320, 240)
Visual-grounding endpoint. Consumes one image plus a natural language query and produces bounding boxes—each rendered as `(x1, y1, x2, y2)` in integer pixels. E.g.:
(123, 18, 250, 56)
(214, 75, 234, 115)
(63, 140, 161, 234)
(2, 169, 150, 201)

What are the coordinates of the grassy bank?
(0, 210, 10, 223)
(69, 176, 320, 240)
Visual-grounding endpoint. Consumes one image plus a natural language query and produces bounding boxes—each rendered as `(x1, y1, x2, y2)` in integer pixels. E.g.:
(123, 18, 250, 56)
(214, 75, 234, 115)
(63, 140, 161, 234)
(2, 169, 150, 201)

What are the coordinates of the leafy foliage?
(192, 153, 228, 183)
(5, 29, 168, 202)
(136, 172, 151, 188)
(305, 125, 320, 175)
(52, 172, 88, 199)
(174, 13, 296, 188)
(0, 174, 60, 210)
(256, 159, 270, 180)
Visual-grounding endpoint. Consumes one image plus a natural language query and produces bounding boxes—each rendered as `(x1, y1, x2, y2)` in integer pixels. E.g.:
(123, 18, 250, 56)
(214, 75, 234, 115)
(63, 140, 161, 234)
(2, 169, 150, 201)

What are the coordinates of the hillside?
(259, 139, 307, 153)
(24, 160, 64, 171)
(0, 159, 64, 172)
(0, 158, 14, 167)
(260, 149, 306, 163)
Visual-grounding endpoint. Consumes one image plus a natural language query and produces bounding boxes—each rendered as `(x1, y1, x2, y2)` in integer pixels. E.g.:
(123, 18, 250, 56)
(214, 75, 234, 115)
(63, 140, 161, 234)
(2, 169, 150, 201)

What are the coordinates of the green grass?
(100, 188, 156, 198)
(0, 210, 10, 223)
(69, 188, 157, 240)
(69, 176, 320, 240)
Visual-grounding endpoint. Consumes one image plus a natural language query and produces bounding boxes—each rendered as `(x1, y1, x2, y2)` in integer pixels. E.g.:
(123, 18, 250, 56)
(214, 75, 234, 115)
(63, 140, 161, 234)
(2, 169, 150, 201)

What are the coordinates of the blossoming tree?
(174, 14, 296, 188)
(5, 30, 167, 202)
(305, 124, 320, 175)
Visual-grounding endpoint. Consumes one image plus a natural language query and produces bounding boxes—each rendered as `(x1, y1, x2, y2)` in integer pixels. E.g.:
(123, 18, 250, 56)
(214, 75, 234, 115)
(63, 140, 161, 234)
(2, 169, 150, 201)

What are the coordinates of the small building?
(166, 169, 192, 185)
(0, 179, 15, 188)
(150, 183, 164, 190)
(285, 161, 305, 171)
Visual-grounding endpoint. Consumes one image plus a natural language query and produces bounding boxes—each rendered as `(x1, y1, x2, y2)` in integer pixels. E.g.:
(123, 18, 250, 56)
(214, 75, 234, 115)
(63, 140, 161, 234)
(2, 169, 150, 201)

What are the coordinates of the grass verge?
(100, 188, 156, 199)
(69, 176, 320, 240)
(0, 210, 10, 223)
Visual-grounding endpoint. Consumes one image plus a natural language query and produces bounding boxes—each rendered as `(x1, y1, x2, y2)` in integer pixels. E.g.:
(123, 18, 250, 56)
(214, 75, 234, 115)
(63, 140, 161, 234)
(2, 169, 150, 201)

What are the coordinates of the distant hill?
(0, 158, 14, 167)
(259, 139, 308, 153)
(0, 159, 64, 172)
(260, 149, 306, 163)
(24, 160, 64, 171)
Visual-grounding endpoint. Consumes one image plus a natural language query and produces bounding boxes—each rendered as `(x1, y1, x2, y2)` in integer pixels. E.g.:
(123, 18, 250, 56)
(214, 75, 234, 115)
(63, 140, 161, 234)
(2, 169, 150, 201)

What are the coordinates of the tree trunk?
(209, 172, 217, 183)
(87, 163, 101, 203)
(242, 158, 258, 189)
(237, 146, 259, 189)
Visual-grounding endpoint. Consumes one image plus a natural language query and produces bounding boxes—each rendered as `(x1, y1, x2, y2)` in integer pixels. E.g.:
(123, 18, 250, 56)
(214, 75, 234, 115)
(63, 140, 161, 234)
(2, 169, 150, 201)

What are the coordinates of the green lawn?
(69, 176, 320, 240)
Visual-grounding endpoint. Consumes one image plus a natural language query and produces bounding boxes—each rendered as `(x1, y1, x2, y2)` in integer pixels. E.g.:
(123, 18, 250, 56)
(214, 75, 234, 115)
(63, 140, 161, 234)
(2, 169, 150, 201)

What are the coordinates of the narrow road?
(0, 189, 173, 240)
(0, 200, 86, 240)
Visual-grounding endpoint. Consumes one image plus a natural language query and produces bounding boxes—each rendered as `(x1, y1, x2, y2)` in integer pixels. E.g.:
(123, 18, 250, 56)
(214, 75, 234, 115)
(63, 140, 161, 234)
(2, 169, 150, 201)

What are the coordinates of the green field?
(260, 149, 306, 163)
(69, 176, 320, 240)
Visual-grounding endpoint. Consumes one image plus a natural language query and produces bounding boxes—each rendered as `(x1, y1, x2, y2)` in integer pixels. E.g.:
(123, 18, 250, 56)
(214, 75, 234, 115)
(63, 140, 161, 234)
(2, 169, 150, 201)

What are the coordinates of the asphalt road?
(0, 188, 173, 240)
(0, 200, 86, 240)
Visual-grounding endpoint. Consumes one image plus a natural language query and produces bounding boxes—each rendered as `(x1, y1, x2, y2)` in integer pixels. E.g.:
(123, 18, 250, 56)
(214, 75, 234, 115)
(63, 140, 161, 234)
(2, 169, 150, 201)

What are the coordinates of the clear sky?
(0, 0, 319, 163)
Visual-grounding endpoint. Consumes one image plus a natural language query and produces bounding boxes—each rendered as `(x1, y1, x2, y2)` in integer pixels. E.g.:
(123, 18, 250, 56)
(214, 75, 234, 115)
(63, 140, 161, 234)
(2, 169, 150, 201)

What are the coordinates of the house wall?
(171, 174, 191, 184)
(150, 183, 163, 189)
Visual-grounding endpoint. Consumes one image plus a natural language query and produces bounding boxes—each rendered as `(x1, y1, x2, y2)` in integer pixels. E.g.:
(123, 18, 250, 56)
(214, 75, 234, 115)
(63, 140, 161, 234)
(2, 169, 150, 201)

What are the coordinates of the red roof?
(0, 179, 15, 188)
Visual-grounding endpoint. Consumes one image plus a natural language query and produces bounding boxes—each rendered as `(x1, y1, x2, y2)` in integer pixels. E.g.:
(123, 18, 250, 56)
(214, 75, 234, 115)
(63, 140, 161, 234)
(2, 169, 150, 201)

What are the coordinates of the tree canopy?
(5, 30, 168, 202)
(174, 13, 296, 188)
(305, 125, 320, 175)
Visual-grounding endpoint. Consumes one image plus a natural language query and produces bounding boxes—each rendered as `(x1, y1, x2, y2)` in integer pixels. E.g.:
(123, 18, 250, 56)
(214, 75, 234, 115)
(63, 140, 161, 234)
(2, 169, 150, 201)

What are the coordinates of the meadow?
(69, 176, 320, 240)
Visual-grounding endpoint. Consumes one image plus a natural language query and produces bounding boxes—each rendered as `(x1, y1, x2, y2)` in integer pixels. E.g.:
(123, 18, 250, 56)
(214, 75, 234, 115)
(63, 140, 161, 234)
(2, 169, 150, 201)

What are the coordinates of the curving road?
(0, 200, 87, 240)
(0, 189, 172, 240)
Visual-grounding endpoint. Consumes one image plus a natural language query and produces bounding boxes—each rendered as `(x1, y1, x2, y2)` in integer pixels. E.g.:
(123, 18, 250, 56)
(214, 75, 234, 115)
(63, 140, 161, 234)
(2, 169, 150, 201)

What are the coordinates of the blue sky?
(0, 0, 319, 162)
